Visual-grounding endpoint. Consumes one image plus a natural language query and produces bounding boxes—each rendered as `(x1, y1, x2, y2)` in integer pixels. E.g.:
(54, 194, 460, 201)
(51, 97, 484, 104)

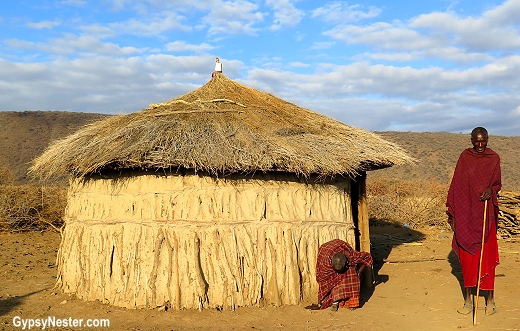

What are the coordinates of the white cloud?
(483, 0, 520, 26)
(204, 0, 264, 35)
(61, 0, 87, 6)
(109, 0, 131, 11)
(109, 12, 192, 36)
(311, 2, 382, 23)
(362, 51, 420, 62)
(26, 19, 62, 30)
(243, 57, 520, 135)
(80, 24, 117, 39)
(4, 39, 36, 50)
(129, 0, 216, 11)
(6, 35, 142, 56)
(363, 48, 494, 64)
(294, 31, 305, 41)
(0, 55, 231, 114)
(309, 41, 335, 50)
(166, 41, 215, 52)
(411, 0, 520, 52)
(421, 47, 494, 63)
(323, 22, 438, 51)
(265, 0, 304, 30)
(318, 0, 520, 65)
(289, 61, 310, 68)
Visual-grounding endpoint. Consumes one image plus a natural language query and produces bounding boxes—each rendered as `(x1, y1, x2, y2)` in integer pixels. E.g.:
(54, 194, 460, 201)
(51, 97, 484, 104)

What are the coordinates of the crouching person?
(316, 239, 373, 311)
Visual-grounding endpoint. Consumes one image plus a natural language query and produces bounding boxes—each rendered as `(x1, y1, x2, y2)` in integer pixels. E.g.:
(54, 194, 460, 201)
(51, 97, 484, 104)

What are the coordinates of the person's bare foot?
(485, 303, 497, 315)
(457, 303, 473, 315)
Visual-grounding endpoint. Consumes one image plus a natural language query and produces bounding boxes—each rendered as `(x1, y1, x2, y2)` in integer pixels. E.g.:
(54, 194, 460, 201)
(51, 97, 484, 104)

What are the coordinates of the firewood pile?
(498, 191, 520, 239)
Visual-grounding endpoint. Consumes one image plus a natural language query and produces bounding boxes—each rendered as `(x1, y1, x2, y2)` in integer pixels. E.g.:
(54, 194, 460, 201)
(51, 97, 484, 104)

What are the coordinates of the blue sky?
(1, 0, 520, 136)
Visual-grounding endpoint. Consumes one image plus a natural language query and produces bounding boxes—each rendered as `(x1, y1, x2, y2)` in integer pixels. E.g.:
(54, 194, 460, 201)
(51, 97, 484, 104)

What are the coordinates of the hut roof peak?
(29, 71, 415, 180)
(213, 56, 222, 75)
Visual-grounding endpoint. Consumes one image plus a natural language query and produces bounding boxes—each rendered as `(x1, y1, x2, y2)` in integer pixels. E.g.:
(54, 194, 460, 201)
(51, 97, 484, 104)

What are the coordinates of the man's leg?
(486, 290, 497, 315)
(457, 287, 473, 314)
(487, 290, 494, 304)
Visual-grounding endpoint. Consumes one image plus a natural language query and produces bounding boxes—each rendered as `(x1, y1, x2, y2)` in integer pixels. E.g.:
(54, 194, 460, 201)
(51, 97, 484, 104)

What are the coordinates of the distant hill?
(370, 131, 520, 192)
(0, 111, 108, 183)
(1, 111, 519, 191)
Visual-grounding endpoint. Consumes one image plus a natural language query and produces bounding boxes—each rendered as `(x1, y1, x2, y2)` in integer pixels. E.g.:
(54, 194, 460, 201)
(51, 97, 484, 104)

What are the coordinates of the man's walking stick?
(473, 199, 488, 325)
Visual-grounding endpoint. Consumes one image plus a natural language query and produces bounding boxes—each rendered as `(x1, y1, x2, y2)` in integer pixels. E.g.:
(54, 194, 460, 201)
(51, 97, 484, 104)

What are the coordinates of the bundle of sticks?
(498, 191, 520, 239)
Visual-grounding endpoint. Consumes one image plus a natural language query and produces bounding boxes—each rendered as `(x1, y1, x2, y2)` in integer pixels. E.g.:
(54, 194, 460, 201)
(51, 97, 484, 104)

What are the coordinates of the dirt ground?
(1, 226, 519, 331)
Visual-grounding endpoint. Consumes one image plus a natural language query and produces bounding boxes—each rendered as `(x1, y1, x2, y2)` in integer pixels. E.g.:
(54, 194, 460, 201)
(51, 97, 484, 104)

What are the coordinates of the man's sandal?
(457, 303, 473, 315)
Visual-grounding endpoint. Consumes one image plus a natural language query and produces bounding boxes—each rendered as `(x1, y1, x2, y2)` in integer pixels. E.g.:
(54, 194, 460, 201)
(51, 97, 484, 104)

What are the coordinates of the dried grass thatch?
(29, 73, 414, 180)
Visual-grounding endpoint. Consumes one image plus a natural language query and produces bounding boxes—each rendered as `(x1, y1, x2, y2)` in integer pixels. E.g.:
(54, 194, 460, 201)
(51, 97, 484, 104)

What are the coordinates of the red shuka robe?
(446, 147, 501, 289)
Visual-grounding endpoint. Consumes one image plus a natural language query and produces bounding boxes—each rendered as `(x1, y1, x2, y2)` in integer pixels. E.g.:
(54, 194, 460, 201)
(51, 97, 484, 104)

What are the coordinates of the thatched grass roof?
(29, 72, 414, 180)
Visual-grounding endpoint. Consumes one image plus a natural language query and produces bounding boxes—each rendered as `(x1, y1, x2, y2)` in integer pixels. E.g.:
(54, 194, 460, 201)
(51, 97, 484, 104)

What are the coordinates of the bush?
(367, 178, 449, 229)
(0, 165, 15, 185)
(0, 167, 66, 232)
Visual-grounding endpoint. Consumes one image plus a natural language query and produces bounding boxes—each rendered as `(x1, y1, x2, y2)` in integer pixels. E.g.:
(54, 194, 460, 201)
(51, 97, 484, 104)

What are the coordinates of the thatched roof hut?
(30, 64, 413, 310)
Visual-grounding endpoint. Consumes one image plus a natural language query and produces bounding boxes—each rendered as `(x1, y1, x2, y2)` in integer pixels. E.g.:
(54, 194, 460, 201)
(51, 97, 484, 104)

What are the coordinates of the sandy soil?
(1, 226, 519, 331)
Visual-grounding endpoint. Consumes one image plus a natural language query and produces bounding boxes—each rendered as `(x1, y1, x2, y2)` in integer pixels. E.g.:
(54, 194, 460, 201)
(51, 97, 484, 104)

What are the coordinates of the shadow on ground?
(449, 250, 465, 297)
(0, 289, 48, 317)
(359, 219, 426, 307)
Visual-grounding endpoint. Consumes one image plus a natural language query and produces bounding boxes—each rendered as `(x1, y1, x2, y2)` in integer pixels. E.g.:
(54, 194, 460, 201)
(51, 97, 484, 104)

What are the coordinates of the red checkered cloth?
(316, 239, 373, 309)
(446, 148, 501, 255)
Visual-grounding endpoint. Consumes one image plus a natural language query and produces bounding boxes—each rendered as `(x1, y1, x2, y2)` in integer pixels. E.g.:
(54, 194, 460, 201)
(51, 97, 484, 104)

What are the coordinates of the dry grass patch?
(367, 178, 449, 229)
(0, 166, 66, 232)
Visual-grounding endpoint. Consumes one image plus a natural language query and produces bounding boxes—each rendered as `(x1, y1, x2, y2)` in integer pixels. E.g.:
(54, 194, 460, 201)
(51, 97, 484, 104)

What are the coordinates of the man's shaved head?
(471, 127, 488, 139)
(331, 252, 348, 273)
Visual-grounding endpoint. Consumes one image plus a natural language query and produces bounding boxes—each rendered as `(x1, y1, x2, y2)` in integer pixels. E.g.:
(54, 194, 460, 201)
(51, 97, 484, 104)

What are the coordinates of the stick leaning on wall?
(473, 199, 488, 326)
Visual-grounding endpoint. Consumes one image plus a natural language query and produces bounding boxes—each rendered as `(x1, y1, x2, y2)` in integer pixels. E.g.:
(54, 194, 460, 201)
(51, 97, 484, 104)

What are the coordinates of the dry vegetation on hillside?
(0, 111, 107, 183)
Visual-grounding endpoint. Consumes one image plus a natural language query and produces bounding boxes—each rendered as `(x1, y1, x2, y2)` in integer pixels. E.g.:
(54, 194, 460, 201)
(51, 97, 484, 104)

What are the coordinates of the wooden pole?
(356, 172, 373, 287)
(473, 200, 488, 326)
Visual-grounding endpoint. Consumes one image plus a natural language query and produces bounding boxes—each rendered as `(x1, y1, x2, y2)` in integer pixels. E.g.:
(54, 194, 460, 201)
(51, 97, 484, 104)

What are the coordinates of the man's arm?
(349, 250, 373, 269)
(357, 264, 367, 276)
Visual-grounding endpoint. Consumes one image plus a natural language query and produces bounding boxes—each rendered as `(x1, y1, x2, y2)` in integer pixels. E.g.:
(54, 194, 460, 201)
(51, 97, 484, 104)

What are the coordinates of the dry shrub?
(0, 167, 66, 232)
(367, 178, 449, 229)
(0, 165, 15, 185)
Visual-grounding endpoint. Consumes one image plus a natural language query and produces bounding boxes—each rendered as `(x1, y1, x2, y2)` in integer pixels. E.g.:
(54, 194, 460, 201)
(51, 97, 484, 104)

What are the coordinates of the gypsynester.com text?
(12, 316, 110, 330)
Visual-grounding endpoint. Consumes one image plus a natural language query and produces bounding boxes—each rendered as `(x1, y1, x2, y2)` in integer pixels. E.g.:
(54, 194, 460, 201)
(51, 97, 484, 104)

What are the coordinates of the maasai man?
(447, 127, 501, 316)
(315, 239, 373, 311)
